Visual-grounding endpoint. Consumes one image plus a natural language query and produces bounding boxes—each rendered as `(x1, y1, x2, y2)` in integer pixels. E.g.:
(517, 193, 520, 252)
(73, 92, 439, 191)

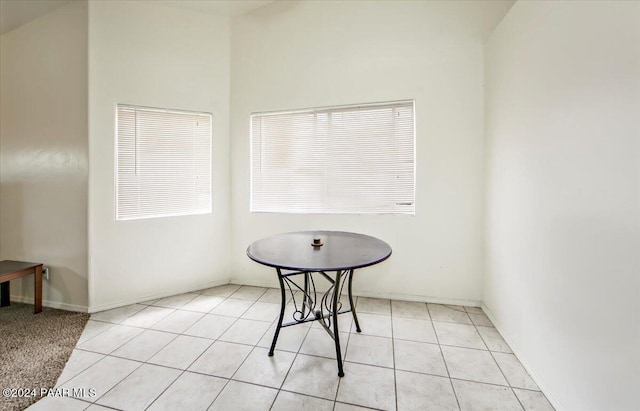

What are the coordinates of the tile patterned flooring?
(28, 285, 555, 411)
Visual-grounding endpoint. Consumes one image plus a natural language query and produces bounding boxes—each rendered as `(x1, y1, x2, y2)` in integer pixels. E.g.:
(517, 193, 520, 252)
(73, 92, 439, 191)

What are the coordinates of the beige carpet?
(0, 303, 89, 411)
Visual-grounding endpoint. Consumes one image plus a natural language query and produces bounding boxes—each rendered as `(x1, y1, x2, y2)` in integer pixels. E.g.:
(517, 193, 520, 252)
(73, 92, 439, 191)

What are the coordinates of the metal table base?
(268, 268, 361, 377)
(246, 231, 392, 377)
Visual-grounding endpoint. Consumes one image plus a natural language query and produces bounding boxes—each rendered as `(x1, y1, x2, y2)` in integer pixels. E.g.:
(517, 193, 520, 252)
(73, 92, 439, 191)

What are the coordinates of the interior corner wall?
(0, 1, 89, 311)
(87, 1, 232, 311)
(484, 2, 640, 410)
(229, 1, 503, 304)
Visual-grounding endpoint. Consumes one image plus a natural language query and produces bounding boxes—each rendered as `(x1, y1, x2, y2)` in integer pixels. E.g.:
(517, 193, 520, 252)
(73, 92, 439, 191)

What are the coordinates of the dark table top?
(247, 231, 392, 271)
(0, 260, 43, 276)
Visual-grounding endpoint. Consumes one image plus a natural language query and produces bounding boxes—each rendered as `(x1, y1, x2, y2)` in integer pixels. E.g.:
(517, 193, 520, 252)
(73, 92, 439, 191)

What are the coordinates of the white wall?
(230, 1, 512, 304)
(88, 1, 231, 311)
(484, 2, 640, 410)
(0, 1, 88, 311)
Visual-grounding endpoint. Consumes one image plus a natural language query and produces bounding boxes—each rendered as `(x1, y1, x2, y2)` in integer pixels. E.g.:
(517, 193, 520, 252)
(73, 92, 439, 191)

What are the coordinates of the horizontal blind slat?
(116, 104, 212, 220)
(251, 100, 415, 214)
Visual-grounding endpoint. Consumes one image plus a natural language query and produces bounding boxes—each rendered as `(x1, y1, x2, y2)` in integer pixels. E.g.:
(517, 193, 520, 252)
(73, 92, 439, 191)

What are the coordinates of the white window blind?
(251, 100, 415, 214)
(116, 104, 212, 221)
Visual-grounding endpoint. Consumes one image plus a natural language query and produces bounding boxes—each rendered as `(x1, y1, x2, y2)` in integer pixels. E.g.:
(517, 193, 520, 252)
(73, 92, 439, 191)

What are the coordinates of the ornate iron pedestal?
(269, 268, 361, 377)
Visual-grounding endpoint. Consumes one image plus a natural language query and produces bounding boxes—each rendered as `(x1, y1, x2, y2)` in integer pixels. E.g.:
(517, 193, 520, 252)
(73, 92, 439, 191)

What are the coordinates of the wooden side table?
(0, 260, 43, 314)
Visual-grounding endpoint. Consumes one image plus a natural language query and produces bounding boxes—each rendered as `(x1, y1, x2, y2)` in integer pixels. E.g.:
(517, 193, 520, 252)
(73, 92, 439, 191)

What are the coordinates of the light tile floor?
(28, 285, 555, 411)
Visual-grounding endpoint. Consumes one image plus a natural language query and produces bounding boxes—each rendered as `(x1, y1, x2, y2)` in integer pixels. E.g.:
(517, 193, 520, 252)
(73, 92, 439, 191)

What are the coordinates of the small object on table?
(0, 260, 44, 314)
(247, 231, 391, 377)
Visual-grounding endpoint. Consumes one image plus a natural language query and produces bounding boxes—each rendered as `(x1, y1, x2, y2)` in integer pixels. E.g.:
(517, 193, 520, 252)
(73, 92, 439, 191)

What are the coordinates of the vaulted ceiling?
(0, 0, 273, 35)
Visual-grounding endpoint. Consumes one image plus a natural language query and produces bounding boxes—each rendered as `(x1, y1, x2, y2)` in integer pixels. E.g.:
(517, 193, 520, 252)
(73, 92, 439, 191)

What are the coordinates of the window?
(251, 100, 415, 214)
(115, 104, 212, 221)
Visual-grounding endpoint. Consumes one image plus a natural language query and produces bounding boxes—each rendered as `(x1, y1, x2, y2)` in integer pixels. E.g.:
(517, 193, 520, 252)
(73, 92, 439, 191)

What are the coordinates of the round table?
(247, 231, 392, 377)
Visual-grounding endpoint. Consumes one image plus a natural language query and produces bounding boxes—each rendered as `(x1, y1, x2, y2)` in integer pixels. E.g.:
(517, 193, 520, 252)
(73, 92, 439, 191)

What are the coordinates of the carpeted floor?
(0, 303, 89, 411)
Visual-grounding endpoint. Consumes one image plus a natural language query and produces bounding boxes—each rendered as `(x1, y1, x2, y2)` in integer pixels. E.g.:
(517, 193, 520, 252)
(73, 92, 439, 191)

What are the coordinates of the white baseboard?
(10, 277, 479, 314)
(87, 278, 230, 313)
(9, 294, 88, 313)
(357, 289, 481, 307)
(230, 278, 481, 307)
(481, 303, 564, 411)
(229, 278, 278, 289)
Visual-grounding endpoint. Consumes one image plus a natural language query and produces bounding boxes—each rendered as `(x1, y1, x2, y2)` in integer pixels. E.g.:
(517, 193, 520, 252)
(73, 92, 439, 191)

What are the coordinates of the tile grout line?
(147, 288, 240, 409)
(140, 301, 228, 411)
(211, 286, 308, 408)
(427, 302, 463, 411)
(332, 295, 357, 407)
(55, 355, 118, 407)
(84, 286, 242, 410)
(61, 288, 231, 409)
(390, 299, 399, 411)
(189, 286, 271, 409)
(54, 352, 106, 389)
(219, 287, 279, 407)
(151, 286, 264, 409)
(140, 367, 184, 411)
(62, 315, 165, 406)
(62, 289, 552, 410)
(268, 304, 314, 410)
(86, 356, 145, 408)
(469, 314, 526, 410)
(77, 310, 508, 367)
(102, 297, 215, 410)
